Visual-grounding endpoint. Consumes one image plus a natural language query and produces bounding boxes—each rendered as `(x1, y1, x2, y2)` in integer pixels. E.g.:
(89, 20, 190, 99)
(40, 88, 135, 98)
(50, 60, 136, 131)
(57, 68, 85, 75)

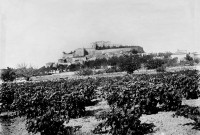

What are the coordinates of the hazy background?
(0, 0, 200, 68)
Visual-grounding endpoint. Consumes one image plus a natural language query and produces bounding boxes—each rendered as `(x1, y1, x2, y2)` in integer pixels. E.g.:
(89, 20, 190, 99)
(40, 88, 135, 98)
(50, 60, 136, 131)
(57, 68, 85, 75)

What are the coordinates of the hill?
(57, 41, 144, 65)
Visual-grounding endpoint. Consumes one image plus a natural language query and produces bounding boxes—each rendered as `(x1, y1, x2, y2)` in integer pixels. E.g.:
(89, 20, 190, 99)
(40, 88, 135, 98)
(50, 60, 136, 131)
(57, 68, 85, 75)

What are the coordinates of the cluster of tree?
(2, 50, 200, 82)
(78, 52, 173, 73)
(83, 53, 173, 70)
(0, 64, 52, 82)
(14, 63, 40, 81)
(95, 45, 139, 50)
(93, 41, 142, 50)
(0, 67, 16, 82)
(0, 51, 175, 82)
(178, 54, 200, 66)
(29, 53, 199, 76)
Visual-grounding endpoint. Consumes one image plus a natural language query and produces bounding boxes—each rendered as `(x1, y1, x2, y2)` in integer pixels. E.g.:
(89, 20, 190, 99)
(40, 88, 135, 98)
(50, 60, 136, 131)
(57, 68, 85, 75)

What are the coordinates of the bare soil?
(66, 99, 200, 135)
(1, 99, 200, 135)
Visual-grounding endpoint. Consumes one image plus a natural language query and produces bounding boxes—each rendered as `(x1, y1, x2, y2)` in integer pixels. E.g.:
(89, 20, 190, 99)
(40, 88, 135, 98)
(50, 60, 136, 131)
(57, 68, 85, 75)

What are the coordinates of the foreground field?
(0, 69, 199, 135)
(67, 99, 200, 135)
(1, 99, 200, 135)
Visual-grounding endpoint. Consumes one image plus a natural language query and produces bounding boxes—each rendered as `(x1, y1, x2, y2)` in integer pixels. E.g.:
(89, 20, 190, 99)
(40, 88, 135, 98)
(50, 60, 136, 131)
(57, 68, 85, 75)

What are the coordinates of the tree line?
(1, 50, 199, 82)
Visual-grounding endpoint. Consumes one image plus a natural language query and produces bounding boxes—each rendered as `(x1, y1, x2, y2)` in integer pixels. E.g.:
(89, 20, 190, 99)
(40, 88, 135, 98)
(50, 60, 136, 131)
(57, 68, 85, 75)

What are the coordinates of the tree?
(145, 59, 165, 69)
(0, 67, 16, 82)
(15, 63, 39, 81)
(108, 56, 119, 67)
(37, 66, 47, 75)
(131, 49, 138, 54)
(194, 58, 200, 64)
(185, 54, 193, 61)
(68, 64, 81, 71)
(119, 54, 141, 74)
(49, 64, 57, 73)
(57, 64, 65, 73)
(166, 57, 178, 67)
(140, 54, 154, 64)
(158, 52, 172, 59)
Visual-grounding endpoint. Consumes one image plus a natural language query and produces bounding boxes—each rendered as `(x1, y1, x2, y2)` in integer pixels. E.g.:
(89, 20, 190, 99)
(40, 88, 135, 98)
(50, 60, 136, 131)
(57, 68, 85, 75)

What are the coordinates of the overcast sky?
(0, 0, 200, 68)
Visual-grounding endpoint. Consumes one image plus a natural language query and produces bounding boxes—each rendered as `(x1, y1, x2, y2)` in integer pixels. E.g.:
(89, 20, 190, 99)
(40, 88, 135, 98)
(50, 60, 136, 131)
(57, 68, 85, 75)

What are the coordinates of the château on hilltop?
(48, 41, 144, 66)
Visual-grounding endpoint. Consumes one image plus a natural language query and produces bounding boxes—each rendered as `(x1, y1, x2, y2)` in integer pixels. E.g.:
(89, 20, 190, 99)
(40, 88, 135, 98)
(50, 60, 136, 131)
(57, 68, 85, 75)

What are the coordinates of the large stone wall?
(85, 48, 96, 55)
(63, 53, 73, 59)
(74, 48, 86, 57)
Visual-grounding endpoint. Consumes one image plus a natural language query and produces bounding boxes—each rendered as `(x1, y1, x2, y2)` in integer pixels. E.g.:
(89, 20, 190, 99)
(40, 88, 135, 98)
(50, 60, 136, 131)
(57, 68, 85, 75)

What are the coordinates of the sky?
(0, 0, 200, 68)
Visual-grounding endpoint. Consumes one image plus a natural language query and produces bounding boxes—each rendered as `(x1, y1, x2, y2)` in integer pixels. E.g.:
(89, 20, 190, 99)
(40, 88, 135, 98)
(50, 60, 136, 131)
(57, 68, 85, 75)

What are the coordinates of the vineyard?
(0, 69, 199, 135)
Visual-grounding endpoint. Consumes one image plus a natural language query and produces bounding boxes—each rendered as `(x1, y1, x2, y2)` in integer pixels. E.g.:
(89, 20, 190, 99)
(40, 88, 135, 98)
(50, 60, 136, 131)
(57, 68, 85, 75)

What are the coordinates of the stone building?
(190, 52, 200, 59)
(46, 62, 55, 67)
(62, 52, 73, 59)
(171, 50, 187, 62)
(85, 48, 96, 56)
(72, 57, 87, 64)
(73, 48, 87, 57)
(57, 42, 145, 65)
(91, 41, 111, 49)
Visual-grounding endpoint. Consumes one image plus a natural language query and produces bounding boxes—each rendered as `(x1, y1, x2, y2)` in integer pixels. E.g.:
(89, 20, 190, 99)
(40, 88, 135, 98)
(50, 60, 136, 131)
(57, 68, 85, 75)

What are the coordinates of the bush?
(15, 67, 38, 81)
(156, 66, 166, 72)
(185, 54, 193, 61)
(180, 60, 194, 66)
(68, 64, 81, 71)
(119, 55, 141, 74)
(0, 67, 16, 82)
(145, 59, 165, 69)
(94, 70, 105, 75)
(94, 88, 155, 135)
(105, 66, 121, 73)
(194, 58, 200, 64)
(165, 57, 178, 67)
(174, 105, 200, 127)
(93, 107, 146, 135)
(75, 68, 93, 76)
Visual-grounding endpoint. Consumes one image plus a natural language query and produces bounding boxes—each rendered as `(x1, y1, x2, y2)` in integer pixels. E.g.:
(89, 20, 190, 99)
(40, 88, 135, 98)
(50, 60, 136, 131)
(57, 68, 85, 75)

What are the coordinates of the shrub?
(94, 88, 155, 135)
(68, 64, 81, 71)
(75, 68, 93, 76)
(94, 70, 105, 75)
(165, 57, 178, 67)
(105, 66, 121, 73)
(93, 107, 146, 135)
(194, 58, 200, 64)
(180, 60, 194, 66)
(145, 59, 165, 70)
(0, 67, 16, 82)
(119, 55, 141, 74)
(185, 54, 193, 61)
(156, 66, 166, 72)
(174, 105, 200, 127)
(15, 67, 38, 81)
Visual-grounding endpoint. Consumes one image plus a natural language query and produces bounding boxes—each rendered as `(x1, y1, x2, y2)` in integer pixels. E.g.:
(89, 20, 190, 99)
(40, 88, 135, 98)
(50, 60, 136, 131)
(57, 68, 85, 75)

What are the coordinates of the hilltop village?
(46, 41, 144, 66)
(45, 41, 200, 68)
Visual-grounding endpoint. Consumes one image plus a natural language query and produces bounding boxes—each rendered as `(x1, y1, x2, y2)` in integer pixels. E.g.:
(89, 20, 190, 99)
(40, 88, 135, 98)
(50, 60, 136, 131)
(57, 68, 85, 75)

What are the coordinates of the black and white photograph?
(0, 0, 200, 134)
